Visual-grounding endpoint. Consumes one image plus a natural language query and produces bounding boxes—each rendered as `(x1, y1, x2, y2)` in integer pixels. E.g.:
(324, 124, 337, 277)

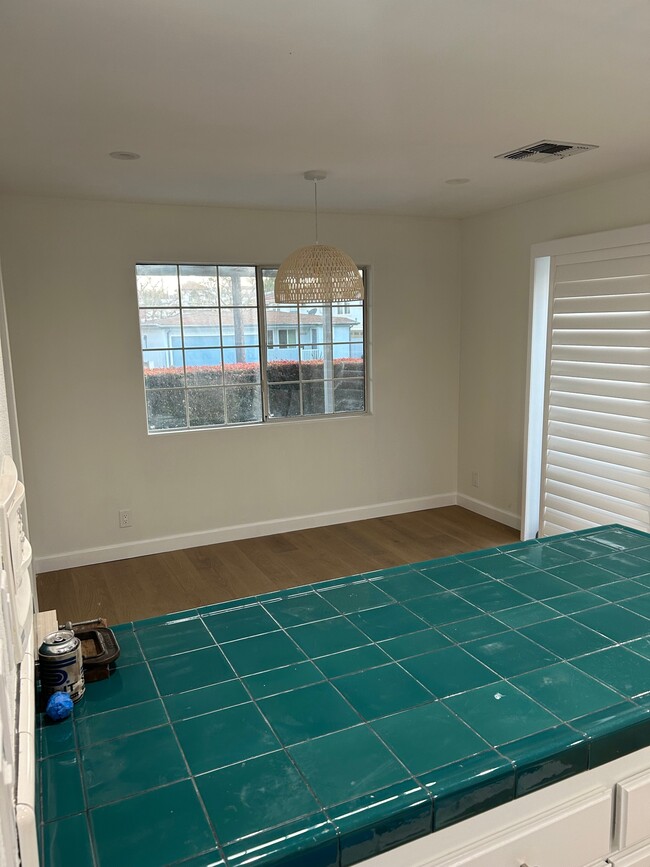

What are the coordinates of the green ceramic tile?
(573, 645, 650, 699)
(41, 752, 85, 821)
(545, 591, 606, 615)
(404, 592, 481, 627)
(288, 617, 369, 658)
(222, 814, 338, 867)
(289, 725, 408, 807)
(244, 660, 324, 699)
(458, 582, 531, 612)
(374, 570, 442, 602)
(373, 701, 487, 776)
(378, 628, 452, 660)
(319, 580, 392, 613)
(548, 560, 621, 589)
(574, 604, 650, 642)
(329, 780, 432, 867)
(137, 617, 215, 659)
(421, 750, 514, 831)
(445, 682, 559, 746)
(546, 536, 612, 560)
(91, 779, 215, 867)
(466, 554, 532, 580)
(511, 662, 622, 719)
(163, 680, 249, 721)
(422, 562, 489, 590)
(348, 604, 428, 642)
(571, 702, 650, 767)
(493, 602, 557, 628)
(220, 631, 306, 677)
(437, 614, 507, 644)
(133, 609, 200, 630)
(74, 662, 158, 717)
(75, 699, 168, 747)
(402, 646, 498, 698)
(150, 646, 235, 695)
(623, 635, 650, 661)
(521, 616, 614, 659)
(81, 725, 187, 808)
(38, 714, 75, 758)
(174, 702, 279, 774)
(171, 852, 224, 867)
(622, 592, 650, 619)
(203, 603, 279, 643)
(499, 725, 588, 796)
(43, 813, 94, 867)
(464, 633, 559, 678)
(197, 750, 321, 843)
(264, 591, 339, 627)
(315, 645, 391, 678)
(333, 664, 433, 720)
(595, 552, 650, 579)
(113, 629, 145, 665)
(259, 681, 361, 744)
(596, 580, 648, 602)
(629, 544, 650, 562)
(509, 545, 576, 569)
(588, 527, 649, 551)
(504, 571, 577, 600)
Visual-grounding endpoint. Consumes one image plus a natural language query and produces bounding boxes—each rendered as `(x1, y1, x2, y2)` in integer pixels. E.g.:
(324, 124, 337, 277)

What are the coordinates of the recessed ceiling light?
(445, 177, 470, 185)
(109, 151, 141, 160)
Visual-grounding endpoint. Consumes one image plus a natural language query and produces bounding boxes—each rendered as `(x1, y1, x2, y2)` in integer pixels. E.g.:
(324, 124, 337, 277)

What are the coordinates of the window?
(136, 264, 367, 432)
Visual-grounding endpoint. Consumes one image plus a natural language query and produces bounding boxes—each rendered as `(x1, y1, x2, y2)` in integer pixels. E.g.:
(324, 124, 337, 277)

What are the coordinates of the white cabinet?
(614, 770, 650, 851)
(609, 844, 650, 867)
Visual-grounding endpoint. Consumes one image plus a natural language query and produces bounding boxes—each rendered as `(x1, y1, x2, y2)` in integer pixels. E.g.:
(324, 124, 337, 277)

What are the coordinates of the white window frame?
(136, 263, 369, 433)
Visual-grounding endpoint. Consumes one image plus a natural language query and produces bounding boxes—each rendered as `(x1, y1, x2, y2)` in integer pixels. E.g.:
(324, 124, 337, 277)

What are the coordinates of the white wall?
(458, 168, 650, 526)
(0, 196, 461, 570)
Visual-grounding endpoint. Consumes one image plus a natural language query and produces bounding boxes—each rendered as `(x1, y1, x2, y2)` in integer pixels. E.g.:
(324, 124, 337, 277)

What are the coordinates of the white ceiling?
(1, 0, 650, 218)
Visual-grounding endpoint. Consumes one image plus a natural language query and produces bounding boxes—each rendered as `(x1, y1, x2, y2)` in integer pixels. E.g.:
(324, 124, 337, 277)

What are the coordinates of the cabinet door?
(429, 789, 612, 867)
(609, 843, 650, 867)
(615, 771, 650, 850)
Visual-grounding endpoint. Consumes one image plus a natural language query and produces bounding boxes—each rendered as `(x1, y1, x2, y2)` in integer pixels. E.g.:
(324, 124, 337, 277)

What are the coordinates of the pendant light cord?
(314, 178, 319, 245)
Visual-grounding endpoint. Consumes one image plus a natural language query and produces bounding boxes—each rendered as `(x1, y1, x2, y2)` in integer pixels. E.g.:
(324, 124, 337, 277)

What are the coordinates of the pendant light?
(274, 171, 365, 304)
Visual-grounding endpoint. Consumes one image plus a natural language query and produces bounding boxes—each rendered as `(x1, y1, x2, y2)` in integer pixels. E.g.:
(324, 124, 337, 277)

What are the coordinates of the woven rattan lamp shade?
(274, 243, 365, 304)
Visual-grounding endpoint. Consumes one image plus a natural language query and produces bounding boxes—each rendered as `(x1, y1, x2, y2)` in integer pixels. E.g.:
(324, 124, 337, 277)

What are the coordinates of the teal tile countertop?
(38, 524, 650, 867)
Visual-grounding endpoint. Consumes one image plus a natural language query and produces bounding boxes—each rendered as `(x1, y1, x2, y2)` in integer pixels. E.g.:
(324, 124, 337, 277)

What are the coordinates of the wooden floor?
(37, 506, 519, 625)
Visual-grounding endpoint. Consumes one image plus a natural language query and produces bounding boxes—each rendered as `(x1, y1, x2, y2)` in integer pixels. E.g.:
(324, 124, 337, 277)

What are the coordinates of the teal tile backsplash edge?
(37, 524, 650, 867)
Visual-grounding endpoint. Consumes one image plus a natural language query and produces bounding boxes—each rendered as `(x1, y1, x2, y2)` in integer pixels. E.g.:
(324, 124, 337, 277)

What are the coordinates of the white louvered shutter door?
(541, 249, 650, 536)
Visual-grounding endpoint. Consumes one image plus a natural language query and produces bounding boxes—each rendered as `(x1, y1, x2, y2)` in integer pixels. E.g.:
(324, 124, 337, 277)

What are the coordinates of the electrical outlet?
(471, 471, 480, 488)
(118, 509, 132, 529)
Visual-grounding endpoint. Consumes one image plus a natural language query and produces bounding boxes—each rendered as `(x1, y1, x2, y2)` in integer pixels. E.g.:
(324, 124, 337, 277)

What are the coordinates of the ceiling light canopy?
(274, 171, 364, 304)
(109, 151, 141, 160)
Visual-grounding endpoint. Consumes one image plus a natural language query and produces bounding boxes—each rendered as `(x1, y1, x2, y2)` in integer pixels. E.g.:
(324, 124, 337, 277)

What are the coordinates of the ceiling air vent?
(495, 140, 598, 164)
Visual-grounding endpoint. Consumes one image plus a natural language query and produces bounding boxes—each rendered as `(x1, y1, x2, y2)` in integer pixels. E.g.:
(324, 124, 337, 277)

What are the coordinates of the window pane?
(139, 308, 181, 350)
(262, 269, 278, 304)
(179, 265, 219, 307)
(188, 387, 225, 427)
(223, 360, 260, 385)
(333, 358, 364, 379)
(334, 379, 365, 412)
(185, 349, 223, 386)
(300, 357, 325, 380)
(142, 352, 184, 389)
(146, 389, 186, 430)
(302, 381, 326, 415)
(268, 382, 301, 417)
(220, 308, 258, 349)
(219, 266, 257, 306)
(267, 359, 299, 383)
(181, 309, 221, 347)
(136, 265, 179, 307)
(225, 385, 262, 424)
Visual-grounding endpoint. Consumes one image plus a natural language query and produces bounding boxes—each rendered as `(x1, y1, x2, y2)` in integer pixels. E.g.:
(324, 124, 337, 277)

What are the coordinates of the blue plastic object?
(46, 692, 74, 721)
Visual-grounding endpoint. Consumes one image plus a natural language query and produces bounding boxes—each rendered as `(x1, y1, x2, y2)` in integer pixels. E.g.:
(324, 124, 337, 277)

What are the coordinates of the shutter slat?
(547, 436, 650, 472)
(550, 376, 650, 400)
(551, 360, 650, 383)
(545, 472, 650, 510)
(554, 276, 650, 298)
(553, 312, 650, 329)
(548, 405, 650, 436)
(551, 345, 650, 364)
(554, 294, 650, 314)
(549, 390, 650, 418)
(547, 449, 649, 487)
(555, 255, 650, 282)
(552, 329, 650, 347)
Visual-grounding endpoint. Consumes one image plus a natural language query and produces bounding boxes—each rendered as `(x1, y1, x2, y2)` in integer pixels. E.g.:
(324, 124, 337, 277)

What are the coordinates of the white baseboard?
(35, 493, 458, 573)
(456, 493, 521, 531)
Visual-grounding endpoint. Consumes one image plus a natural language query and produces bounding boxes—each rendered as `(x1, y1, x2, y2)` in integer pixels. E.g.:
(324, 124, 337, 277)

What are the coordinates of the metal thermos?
(39, 630, 85, 702)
